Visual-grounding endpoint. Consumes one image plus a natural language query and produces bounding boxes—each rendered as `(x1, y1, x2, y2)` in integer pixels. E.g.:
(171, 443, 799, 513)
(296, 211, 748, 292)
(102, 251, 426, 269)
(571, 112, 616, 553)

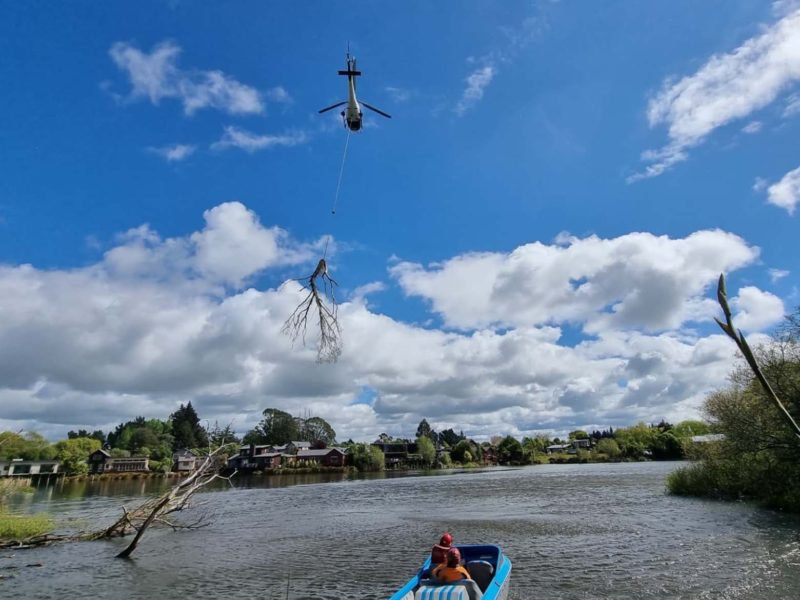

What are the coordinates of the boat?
(389, 544, 512, 600)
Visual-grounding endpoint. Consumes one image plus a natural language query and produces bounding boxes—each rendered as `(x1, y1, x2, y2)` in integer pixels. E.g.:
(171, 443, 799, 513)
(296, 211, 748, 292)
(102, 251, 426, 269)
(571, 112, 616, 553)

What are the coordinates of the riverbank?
(4, 462, 799, 599)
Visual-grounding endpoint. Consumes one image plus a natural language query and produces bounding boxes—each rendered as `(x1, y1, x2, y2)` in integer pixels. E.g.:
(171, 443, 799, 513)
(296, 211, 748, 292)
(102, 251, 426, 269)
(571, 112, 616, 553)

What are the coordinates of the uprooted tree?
(282, 258, 342, 363)
(0, 448, 234, 557)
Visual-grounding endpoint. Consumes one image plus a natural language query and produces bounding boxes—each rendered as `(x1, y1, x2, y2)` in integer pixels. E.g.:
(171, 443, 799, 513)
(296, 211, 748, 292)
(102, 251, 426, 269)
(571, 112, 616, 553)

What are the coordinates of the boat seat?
(414, 579, 483, 600)
(465, 560, 494, 592)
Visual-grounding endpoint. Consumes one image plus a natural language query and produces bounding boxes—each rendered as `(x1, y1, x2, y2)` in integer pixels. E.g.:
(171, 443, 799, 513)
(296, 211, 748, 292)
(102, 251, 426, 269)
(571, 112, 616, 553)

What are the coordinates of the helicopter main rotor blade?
(318, 101, 347, 114)
(361, 101, 391, 119)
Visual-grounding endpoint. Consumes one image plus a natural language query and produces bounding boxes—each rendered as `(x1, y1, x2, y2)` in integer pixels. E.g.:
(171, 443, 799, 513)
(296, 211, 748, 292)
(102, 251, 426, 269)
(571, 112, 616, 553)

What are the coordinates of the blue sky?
(0, 1, 798, 441)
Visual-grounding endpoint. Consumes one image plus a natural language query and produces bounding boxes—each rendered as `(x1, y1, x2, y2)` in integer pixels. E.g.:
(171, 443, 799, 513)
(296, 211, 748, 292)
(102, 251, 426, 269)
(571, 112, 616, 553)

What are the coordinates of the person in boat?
(432, 547, 471, 583)
(431, 532, 453, 565)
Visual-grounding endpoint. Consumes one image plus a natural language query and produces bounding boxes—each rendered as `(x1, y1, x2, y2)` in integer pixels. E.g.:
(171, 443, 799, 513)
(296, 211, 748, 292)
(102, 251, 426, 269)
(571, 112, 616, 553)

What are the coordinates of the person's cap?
(440, 532, 453, 545)
(446, 547, 461, 563)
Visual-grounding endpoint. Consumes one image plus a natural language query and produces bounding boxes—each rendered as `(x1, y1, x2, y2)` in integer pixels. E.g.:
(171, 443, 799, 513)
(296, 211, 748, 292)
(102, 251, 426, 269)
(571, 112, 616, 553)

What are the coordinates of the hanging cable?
(331, 129, 351, 216)
(324, 129, 351, 259)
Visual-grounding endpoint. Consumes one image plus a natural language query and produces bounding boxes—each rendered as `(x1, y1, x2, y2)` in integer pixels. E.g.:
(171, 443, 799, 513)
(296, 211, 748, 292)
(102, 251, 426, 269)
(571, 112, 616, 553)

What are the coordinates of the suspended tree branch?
(714, 273, 800, 441)
(282, 258, 342, 363)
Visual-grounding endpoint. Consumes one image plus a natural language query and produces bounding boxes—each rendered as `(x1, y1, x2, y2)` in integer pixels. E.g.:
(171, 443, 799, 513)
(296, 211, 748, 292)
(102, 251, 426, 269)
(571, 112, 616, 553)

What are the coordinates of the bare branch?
(282, 258, 342, 363)
(715, 273, 800, 441)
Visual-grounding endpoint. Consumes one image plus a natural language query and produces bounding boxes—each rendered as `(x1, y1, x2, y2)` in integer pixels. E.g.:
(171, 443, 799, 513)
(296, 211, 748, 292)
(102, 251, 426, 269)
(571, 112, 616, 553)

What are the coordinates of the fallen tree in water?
(0, 448, 234, 556)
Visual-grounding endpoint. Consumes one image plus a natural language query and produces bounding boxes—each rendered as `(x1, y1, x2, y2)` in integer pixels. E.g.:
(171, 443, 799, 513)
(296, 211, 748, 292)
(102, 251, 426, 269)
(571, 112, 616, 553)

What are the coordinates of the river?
(2, 462, 799, 599)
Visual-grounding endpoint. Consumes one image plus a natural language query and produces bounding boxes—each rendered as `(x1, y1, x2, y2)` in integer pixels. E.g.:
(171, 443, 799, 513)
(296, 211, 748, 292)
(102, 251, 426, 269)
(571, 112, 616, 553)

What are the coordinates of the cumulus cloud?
(757, 165, 800, 214)
(732, 286, 785, 331)
(148, 143, 196, 162)
(390, 230, 759, 333)
(630, 8, 800, 181)
(109, 41, 264, 115)
(0, 207, 776, 443)
(211, 126, 308, 153)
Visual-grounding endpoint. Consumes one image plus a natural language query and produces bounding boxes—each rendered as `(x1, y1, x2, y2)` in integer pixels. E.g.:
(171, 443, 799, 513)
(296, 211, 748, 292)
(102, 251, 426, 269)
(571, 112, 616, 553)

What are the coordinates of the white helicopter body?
(319, 53, 390, 131)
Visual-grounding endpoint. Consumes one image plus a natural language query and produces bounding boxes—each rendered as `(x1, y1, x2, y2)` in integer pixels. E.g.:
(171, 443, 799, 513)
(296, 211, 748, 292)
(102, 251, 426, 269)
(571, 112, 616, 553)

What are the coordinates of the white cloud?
(630, 8, 800, 181)
(784, 92, 800, 116)
(390, 230, 758, 333)
(732, 286, 785, 331)
(266, 86, 292, 103)
(769, 268, 790, 282)
(454, 65, 496, 116)
(211, 126, 308, 153)
(759, 165, 800, 213)
(742, 120, 763, 134)
(0, 206, 772, 443)
(385, 86, 413, 103)
(148, 143, 196, 162)
(109, 41, 264, 115)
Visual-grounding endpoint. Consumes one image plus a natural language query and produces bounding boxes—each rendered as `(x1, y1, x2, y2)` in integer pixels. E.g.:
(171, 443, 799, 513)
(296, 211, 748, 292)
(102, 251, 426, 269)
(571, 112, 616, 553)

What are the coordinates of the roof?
(297, 448, 345, 458)
(291, 441, 312, 448)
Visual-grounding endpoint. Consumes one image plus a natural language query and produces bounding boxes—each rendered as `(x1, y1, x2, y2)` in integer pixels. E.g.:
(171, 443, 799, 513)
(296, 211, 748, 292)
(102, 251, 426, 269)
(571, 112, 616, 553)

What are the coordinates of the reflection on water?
(2, 462, 799, 599)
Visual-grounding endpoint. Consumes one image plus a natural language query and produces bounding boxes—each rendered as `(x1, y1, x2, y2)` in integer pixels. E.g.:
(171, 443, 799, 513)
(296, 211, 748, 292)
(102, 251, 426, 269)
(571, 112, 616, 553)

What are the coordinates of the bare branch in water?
(282, 258, 342, 363)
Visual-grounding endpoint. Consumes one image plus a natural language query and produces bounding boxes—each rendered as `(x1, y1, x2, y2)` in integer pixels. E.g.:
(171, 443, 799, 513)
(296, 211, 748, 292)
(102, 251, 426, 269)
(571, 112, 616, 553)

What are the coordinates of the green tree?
(416, 435, 436, 468)
(207, 422, 241, 447)
(568, 430, 589, 441)
(300, 416, 336, 445)
(614, 423, 656, 459)
(596, 438, 621, 459)
(671, 420, 711, 439)
(349, 443, 384, 471)
(170, 402, 208, 450)
(438, 428, 465, 447)
(254, 408, 300, 445)
(0, 432, 54, 461)
(497, 436, 524, 465)
(450, 439, 473, 463)
(54, 437, 101, 475)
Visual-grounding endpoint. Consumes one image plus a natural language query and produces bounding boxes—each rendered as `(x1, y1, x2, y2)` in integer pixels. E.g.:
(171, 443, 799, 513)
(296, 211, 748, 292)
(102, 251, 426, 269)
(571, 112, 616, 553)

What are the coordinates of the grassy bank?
(667, 453, 800, 513)
(0, 512, 53, 540)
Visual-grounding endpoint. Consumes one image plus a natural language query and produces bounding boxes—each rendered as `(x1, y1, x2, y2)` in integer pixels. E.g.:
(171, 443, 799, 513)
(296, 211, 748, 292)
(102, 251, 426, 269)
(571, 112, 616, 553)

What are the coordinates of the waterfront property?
(87, 449, 150, 473)
(0, 459, 60, 476)
(296, 448, 347, 467)
(172, 449, 199, 472)
(227, 443, 346, 471)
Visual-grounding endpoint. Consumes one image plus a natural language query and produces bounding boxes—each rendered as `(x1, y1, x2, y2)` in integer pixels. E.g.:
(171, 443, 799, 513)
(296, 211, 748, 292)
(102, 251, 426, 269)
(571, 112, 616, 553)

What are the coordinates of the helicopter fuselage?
(343, 75, 362, 131)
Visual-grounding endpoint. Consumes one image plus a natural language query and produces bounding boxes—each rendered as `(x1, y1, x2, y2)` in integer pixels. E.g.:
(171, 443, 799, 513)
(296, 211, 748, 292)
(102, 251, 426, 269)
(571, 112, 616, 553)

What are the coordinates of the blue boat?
(389, 544, 512, 600)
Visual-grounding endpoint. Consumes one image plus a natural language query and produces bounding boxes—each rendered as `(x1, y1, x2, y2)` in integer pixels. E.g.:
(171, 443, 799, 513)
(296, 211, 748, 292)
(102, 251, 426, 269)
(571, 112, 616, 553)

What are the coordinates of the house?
(372, 441, 418, 467)
(87, 449, 149, 474)
(546, 444, 570, 454)
(1, 459, 60, 477)
(172, 449, 199, 472)
(251, 452, 282, 470)
(296, 447, 347, 467)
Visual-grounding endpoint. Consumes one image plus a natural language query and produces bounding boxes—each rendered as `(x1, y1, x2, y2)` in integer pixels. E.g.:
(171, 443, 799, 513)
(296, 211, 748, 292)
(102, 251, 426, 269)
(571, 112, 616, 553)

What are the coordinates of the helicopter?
(318, 51, 391, 131)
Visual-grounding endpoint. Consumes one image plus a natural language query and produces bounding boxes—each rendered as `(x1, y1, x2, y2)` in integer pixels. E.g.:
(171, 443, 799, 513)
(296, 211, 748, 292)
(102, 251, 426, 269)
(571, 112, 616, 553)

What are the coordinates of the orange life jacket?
(432, 563, 471, 583)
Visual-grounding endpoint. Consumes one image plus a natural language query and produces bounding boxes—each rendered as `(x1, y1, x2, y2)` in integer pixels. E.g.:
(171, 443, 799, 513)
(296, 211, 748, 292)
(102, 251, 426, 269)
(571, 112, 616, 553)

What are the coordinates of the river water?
(2, 462, 799, 599)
